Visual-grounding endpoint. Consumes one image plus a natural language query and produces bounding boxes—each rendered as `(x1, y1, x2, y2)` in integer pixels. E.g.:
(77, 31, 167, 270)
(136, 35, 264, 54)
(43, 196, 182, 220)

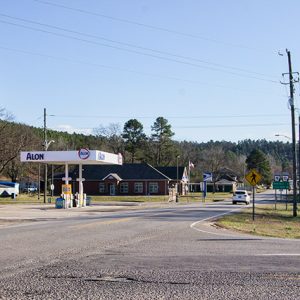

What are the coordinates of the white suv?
(232, 190, 250, 205)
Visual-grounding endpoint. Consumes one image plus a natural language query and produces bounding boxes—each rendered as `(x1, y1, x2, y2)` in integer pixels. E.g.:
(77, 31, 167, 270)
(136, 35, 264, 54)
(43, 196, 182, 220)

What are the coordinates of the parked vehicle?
(232, 190, 250, 205)
(0, 181, 19, 197)
(22, 186, 38, 193)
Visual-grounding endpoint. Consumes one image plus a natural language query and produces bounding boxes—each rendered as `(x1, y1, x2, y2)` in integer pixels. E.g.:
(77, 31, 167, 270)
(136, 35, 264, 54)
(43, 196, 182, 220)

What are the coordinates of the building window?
(134, 182, 143, 193)
(120, 182, 128, 194)
(99, 183, 105, 193)
(149, 182, 159, 194)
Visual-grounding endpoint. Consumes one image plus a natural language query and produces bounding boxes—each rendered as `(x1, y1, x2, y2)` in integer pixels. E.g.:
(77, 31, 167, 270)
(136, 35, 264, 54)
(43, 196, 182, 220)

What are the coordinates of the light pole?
(43, 139, 55, 204)
(298, 114, 300, 202)
(280, 49, 298, 217)
(176, 155, 180, 202)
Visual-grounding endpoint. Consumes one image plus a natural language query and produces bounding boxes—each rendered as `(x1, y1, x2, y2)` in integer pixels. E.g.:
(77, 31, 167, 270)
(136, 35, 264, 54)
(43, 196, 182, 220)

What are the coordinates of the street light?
(43, 140, 55, 204)
(275, 134, 292, 140)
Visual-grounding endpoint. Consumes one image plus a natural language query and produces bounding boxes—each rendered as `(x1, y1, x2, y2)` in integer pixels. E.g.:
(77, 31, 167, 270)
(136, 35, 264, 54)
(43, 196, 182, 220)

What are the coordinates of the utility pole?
(44, 108, 47, 204)
(281, 49, 299, 217)
(298, 114, 300, 209)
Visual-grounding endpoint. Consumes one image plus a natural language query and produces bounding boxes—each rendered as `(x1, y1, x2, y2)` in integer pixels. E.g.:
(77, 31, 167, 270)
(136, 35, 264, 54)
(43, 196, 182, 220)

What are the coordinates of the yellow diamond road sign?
(245, 169, 262, 186)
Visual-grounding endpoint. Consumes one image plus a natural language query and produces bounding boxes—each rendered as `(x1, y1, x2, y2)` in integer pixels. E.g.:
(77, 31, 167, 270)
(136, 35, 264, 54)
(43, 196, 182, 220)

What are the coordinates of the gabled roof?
(156, 166, 186, 181)
(73, 163, 171, 181)
(214, 168, 239, 182)
(214, 179, 236, 185)
(102, 173, 123, 181)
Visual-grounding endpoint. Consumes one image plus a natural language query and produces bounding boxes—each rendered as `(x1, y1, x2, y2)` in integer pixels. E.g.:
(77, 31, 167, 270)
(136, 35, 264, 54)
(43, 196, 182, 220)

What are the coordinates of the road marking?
(70, 217, 132, 229)
(190, 208, 241, 228)
(256, 253, 300, 256)
(190, 208, 300, 241)
(189, 208, 250, 237)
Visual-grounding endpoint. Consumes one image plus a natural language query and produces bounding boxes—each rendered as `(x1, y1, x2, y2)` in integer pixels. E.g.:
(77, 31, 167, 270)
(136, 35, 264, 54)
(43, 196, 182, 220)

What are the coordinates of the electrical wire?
(0, 13, 278, 79)
(0, 19, 279, 84)
(31, 0, 276, 54)
(48, 113, 288, 120)
(0, 45, 284, 95)
(46, 122, 290, 132)
(172, 123, 289, 129)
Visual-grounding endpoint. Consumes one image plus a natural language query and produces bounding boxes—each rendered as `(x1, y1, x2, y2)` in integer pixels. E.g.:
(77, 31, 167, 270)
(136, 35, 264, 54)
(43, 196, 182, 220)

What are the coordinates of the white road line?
(256, 254, 300, 256)
(190, 208, 242, 228)
(189, 208, 249, 238)
(190, 208, 300, 242)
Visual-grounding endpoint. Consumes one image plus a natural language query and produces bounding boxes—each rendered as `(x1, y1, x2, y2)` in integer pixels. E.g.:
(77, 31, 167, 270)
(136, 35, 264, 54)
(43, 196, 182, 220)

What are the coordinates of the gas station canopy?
(20, 149, 123, 165)
(20, 149, 123, 209)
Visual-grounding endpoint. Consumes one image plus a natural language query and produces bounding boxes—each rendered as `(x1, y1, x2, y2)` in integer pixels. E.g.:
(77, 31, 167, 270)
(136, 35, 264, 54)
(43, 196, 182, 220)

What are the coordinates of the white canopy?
(20, 149, 123, 165)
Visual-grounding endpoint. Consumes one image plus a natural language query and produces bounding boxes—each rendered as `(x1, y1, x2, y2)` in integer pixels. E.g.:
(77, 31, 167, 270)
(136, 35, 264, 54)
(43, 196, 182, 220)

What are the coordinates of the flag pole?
(188, 162, 191, 193)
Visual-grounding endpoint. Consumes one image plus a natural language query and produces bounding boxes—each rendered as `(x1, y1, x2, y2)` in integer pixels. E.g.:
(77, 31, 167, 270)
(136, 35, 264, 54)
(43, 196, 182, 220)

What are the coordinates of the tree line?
(0, 108, 293, 185)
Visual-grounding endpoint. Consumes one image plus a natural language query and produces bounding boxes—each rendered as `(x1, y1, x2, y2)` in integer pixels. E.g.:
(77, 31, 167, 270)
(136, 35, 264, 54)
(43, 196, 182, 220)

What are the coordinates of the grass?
(0, 192, 232, 204)
(215, 203, 300, 239)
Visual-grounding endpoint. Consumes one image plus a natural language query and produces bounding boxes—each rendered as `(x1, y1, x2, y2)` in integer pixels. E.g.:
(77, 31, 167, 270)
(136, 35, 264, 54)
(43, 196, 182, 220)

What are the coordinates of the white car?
(23, 186, 37, 193)
(232, 190, 250, 205)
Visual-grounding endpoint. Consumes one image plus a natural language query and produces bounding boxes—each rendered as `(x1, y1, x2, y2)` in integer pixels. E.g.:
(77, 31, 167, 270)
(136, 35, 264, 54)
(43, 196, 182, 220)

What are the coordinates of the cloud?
(54, 124, 93, 135)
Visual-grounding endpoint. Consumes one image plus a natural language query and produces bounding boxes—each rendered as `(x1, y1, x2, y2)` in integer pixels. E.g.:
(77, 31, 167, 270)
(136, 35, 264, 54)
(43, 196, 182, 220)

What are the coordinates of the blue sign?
(203, 172, 212, 182)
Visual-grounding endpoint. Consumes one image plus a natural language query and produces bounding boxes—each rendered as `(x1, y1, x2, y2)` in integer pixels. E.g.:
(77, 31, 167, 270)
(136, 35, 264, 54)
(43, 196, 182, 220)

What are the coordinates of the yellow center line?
(69, 217, 133, 229)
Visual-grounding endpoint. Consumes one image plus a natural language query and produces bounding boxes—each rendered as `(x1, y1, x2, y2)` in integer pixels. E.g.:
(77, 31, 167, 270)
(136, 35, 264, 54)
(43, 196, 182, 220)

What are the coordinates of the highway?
(0, 191, 299, 299)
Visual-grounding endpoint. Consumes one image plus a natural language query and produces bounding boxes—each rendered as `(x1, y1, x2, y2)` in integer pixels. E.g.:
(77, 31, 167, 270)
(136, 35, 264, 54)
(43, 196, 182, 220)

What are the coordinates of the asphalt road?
(0, 191, 299, 299)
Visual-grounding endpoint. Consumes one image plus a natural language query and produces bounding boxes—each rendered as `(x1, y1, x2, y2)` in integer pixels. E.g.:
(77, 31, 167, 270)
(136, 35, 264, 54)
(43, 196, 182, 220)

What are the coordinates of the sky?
(1, 0, 300, 143)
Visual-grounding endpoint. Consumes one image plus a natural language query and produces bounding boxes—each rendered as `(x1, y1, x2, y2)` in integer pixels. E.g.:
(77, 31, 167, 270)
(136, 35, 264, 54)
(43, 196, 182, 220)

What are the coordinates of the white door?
(110, 184, 116, 196)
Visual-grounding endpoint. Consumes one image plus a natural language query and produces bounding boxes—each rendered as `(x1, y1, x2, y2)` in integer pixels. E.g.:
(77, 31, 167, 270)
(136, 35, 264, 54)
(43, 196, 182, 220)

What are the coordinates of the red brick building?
(54, 163, 188, 196)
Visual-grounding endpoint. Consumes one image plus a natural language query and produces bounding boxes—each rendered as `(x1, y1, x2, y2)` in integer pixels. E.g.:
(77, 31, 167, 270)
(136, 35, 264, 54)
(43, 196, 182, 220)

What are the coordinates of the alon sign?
(25, 153, 45, 161)
(20, 150, 123, 165)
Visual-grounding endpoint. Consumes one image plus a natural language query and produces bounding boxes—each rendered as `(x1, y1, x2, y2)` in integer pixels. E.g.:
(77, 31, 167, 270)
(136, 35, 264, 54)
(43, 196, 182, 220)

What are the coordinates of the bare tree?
(200, 145, 226, 192)
(0, 121, 40, 178)
(94, 123, 124, 154)
(200, 145, 226, 174)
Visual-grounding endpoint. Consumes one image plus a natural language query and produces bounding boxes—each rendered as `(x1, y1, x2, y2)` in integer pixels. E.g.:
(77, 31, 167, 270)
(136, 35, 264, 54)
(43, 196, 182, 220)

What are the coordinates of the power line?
(0, 45, 284, 95)
(49, 113, 288, 120)
(47, 122, 290, 132)
(0, 19, 279, 84)
(172, 123, 289, 129)
(0, 13, 278, 79)
(31, 0, 276, 54)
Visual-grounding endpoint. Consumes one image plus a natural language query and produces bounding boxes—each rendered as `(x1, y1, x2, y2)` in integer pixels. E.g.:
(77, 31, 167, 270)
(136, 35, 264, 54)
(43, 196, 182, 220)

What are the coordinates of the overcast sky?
(1, 0, 300, 142)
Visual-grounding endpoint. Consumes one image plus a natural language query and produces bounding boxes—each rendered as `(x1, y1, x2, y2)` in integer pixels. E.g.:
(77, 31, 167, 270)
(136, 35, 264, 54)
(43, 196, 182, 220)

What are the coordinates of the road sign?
(273, 181, 289, 189)
(245, 169, 262, 186)
(203, 172, 212, 182)
(274, 175, 281, 182)
(62, 184, 72, 195)
(282, 175, 289, 182)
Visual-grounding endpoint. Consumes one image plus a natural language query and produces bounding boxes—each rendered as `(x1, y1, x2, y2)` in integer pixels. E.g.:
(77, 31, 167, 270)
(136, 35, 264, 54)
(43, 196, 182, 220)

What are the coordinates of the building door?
(110, 184, 116, 196)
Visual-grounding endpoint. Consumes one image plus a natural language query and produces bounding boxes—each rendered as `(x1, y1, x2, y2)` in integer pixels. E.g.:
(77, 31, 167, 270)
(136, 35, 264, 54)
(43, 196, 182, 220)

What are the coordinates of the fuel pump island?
(20, 148, 122, 208)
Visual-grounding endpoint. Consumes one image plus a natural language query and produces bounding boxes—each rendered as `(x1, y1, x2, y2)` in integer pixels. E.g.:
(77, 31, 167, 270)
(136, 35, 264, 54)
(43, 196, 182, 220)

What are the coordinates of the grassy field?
(0, 192, 232, 204)
(215, 204, 300, 239)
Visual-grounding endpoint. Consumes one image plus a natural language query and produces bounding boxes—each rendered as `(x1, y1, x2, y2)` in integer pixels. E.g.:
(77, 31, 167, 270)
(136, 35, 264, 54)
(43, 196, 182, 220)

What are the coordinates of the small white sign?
(274, 175, 281, 182)
(282, 175, 289, 182)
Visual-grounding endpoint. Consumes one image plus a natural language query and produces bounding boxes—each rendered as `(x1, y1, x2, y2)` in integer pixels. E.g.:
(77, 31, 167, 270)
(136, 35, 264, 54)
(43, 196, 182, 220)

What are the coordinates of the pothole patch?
(85, 276, 135, 283)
